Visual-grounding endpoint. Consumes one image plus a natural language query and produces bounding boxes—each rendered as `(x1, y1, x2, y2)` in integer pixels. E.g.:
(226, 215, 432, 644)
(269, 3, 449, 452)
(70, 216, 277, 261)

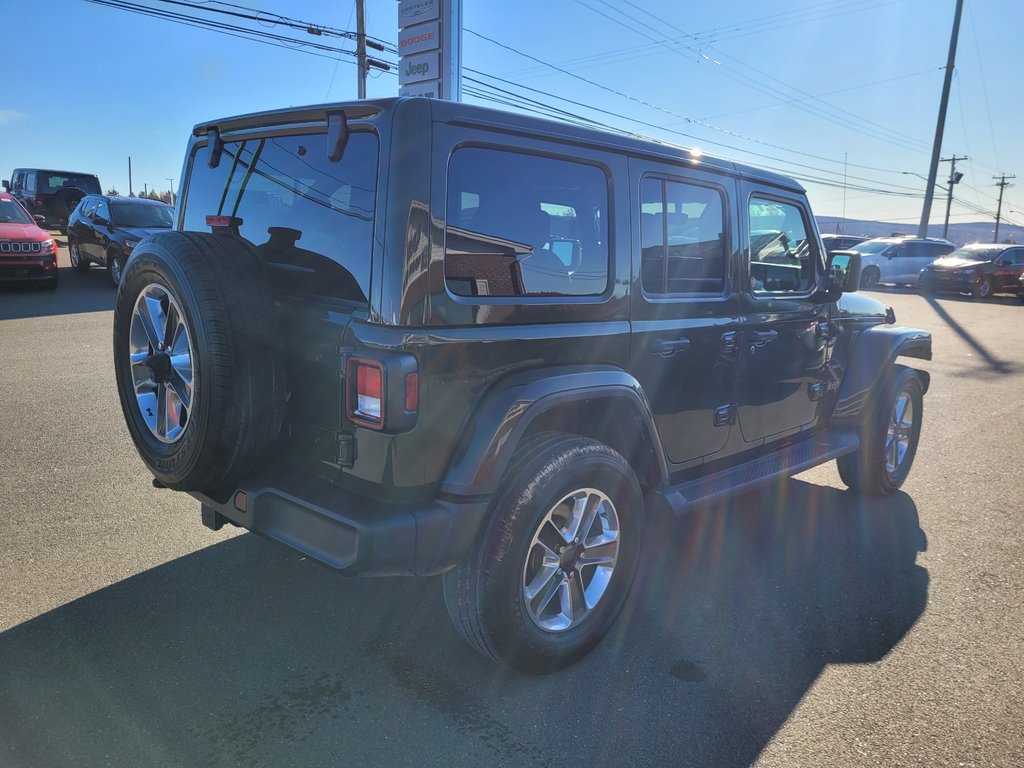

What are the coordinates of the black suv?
(112, 99, 932, 673)
(3, 168, 102, 233)
(67, 195, 174, 286)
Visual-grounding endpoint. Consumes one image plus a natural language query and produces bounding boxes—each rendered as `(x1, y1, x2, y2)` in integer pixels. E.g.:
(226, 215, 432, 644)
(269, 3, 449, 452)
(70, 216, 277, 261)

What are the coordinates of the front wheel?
(69, 241, 89, 272)
(860, 266, 881, 290)
(973, 276, 993, 299)
(108, 251, 125, 287)
(443, 434, 644, 673)
(837, 366, 924, 496)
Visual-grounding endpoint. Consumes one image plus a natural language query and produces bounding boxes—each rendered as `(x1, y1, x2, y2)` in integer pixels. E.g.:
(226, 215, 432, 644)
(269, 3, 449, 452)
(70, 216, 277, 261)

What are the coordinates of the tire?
(53, 187, 86, 218)
(973, 276, 993, 300)
(859, 266, 880, 290)
(112, 231, 286, 493)
(1018, 293, 1024, 305)
(837, 366, 923, 496)
(443, 433, 644, 674)
(69, 240, 89, 272)
(108, 250, 125, 287)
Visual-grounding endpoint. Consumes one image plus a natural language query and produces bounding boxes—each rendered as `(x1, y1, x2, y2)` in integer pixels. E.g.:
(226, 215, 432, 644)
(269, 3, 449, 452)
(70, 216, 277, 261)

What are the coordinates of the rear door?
(737, 187, 830, 445)
(628, 159, 741, 467)
(994, 248, 1024, 291)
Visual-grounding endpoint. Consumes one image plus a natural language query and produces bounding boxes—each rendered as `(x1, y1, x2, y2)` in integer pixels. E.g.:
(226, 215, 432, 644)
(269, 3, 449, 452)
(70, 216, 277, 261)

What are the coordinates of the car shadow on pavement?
(0, 267, 114, 321)
(0, 479, 928, 768)
(921, 295, 1018, 375)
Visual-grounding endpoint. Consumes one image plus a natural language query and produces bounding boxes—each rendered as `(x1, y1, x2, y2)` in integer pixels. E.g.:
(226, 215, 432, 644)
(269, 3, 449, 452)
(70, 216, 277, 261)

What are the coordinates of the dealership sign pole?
(397, 0, 462, 100)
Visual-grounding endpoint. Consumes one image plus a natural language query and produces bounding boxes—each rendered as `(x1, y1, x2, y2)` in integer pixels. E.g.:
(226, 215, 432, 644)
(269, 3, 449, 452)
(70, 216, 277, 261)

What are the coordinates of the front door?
(737, 188, 830, 445)
(628, 160, 742, 467)
(994, 248, 1024, 291)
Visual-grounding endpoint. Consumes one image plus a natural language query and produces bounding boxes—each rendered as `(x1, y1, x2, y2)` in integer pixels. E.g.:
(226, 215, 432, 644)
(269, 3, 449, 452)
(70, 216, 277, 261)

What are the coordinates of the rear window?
(40, 173, 101, 195)
(182, 131, 378, 303)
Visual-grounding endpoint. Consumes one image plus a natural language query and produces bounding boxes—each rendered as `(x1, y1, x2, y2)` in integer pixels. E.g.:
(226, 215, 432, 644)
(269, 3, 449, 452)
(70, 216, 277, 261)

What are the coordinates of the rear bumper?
(191, 470, 488, 576)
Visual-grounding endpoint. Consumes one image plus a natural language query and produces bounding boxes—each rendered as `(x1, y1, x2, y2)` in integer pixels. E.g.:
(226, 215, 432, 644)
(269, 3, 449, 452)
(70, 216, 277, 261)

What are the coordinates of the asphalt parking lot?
(1, 239, 1021, 767)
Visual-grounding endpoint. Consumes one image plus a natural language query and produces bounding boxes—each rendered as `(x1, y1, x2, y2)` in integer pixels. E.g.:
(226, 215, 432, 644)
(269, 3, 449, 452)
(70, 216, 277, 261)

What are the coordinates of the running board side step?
(657, 428, 860, 515)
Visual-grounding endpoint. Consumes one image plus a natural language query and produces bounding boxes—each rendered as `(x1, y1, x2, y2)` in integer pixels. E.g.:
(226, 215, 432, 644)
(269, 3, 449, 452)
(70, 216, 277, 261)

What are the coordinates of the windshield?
(0, 198, 34, 225)
(41, 173, 102, 194)
(854, 240, 898, 255)
(112, 202, 173, 228)
(947, 246, 1004, 262)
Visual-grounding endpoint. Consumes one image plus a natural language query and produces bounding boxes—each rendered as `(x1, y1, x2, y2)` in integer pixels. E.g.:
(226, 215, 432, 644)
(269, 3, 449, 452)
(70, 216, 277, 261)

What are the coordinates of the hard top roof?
(193, 97, 805, 193)
(13, 168, 100, 178)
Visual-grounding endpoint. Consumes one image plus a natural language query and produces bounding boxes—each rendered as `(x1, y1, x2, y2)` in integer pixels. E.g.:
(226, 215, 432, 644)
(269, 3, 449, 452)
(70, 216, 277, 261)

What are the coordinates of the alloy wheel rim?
(521, 487, 620, 633)
(69, 243, 79, 267)
(111, 256, 123, 285)
(885, 390, 914, 475)
(978, 280, 991, 298)
(128, 283, 196, 444)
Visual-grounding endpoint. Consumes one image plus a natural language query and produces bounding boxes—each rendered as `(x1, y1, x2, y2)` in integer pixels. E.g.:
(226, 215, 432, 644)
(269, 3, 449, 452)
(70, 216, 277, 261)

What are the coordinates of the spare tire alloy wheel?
(523, 488, 620, 632)
(129, 284, 195, 443)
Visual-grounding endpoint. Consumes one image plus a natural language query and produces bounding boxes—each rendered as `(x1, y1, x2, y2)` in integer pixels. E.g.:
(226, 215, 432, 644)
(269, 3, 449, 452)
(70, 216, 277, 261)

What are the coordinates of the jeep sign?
(398, 50, 439, 85)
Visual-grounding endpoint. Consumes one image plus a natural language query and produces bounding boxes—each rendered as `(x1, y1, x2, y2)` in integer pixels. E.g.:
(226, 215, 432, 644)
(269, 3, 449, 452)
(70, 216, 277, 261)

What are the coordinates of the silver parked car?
(851, 236, 956, 288)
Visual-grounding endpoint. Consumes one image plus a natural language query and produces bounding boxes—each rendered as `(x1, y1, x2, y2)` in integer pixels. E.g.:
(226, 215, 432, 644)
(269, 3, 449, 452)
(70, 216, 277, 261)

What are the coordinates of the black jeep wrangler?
(113, 98, 931, 673)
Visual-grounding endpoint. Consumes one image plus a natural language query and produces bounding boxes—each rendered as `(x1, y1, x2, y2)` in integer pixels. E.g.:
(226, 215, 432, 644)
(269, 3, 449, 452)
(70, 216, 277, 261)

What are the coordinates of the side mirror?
(1, 180, 9, 191)
(33, 214, 46, 225)
(827, 250, 861, 293)
(93, 216, 108, 227)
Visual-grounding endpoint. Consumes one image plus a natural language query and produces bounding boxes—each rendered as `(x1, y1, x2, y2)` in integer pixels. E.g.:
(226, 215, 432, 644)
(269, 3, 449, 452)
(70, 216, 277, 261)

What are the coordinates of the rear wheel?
(443, 434, 644, 673)
(860, 266, 880, 289)
(837, 366, 923, 496)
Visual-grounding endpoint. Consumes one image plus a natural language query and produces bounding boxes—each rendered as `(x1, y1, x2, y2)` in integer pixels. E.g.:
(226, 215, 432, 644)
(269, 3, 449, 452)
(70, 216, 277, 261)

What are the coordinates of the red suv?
(0, 192, 59, 289)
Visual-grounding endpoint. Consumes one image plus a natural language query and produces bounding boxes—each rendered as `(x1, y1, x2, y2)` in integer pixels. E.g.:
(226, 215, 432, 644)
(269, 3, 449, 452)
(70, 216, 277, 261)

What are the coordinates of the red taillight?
(205, 214, 243, 229)
(348, 359, 384, 428)
(405, 372, 418, 412)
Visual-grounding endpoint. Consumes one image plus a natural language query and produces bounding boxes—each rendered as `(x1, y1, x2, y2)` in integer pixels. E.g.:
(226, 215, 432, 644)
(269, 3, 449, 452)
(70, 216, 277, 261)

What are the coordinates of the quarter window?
(748, 198, 817, 294)
(444, 147, 609, 298)
(640, 177, 726, 295)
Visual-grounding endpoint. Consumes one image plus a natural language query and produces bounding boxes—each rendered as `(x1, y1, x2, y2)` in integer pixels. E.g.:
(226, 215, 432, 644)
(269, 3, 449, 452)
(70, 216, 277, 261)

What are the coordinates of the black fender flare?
(440, 366, 669, 497)
(832, 325, 931, 422)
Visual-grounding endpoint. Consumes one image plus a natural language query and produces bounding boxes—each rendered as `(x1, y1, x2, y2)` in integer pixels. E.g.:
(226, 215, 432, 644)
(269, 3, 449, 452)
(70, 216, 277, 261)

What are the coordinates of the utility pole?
(128, 156, 133, 197)
(839, 151, 848, 234)
(941, 155, 967, 239)
(993, 174, 1015, 242)
(166, 178, 175, 204)
(356, 0, 366, 99)
(918, 0, 964, 239)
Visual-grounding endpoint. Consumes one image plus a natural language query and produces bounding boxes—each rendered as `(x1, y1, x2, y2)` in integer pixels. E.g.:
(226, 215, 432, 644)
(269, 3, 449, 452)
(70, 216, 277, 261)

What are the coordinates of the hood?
(122, 226, 173, 240)
(0, 222, 49, 241)
(928, 256, 986, 270)
(835, 291, 888, 319)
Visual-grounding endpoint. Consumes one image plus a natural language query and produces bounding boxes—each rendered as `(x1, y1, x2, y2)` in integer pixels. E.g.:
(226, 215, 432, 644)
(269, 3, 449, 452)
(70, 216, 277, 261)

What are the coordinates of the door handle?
(749, 330, 778, 348)
(650, 336, 691, 355)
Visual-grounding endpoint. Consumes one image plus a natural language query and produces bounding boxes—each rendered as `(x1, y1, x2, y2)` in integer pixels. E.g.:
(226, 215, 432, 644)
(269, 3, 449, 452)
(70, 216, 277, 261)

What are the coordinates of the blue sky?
(2, 0, 1020, 226)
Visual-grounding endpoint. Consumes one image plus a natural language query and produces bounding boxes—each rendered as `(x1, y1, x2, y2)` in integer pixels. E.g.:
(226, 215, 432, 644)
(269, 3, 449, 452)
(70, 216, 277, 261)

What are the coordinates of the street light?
(166, 178, 175, 204)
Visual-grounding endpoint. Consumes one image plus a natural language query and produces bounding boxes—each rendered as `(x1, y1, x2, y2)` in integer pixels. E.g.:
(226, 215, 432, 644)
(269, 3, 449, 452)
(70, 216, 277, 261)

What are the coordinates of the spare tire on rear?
(113, 231, 286, 493)
(54, 186, 86, 215)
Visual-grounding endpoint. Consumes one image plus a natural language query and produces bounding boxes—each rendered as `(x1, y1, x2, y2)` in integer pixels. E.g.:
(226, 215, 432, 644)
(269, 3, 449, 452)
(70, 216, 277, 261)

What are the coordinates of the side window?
(641, 176, 726, 295)
(94, 201, 110, 222)
(1009, 249, 1024, 266)
(81, 198, 99, 218)
(444, 147, 609, 298)
(748, 197, 817, 294)
(24, 172, 36, 194)
(12, 171, 22, 191)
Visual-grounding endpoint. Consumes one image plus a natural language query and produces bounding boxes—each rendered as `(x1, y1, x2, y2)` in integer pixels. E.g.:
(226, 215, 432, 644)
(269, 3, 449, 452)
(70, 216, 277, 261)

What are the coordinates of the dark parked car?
(821, 233, 868, 253)
(0, 192, 59, 289)
(112, 98, 932, 673)
(1018, 272, 1024, 304)
(3, 168, 102, 233)
(919, 243, 1024, 299)
(67, 195, 174, 286)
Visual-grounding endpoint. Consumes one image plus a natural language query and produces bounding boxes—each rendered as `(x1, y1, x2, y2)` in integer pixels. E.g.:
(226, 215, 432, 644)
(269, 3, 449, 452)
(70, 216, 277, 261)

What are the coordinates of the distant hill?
(816, 216, 1024, 246)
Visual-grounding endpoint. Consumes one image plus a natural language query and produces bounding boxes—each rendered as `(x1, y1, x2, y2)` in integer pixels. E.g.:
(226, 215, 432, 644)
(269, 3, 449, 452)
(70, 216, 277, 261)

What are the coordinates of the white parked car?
(850, 237, 956, 288)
